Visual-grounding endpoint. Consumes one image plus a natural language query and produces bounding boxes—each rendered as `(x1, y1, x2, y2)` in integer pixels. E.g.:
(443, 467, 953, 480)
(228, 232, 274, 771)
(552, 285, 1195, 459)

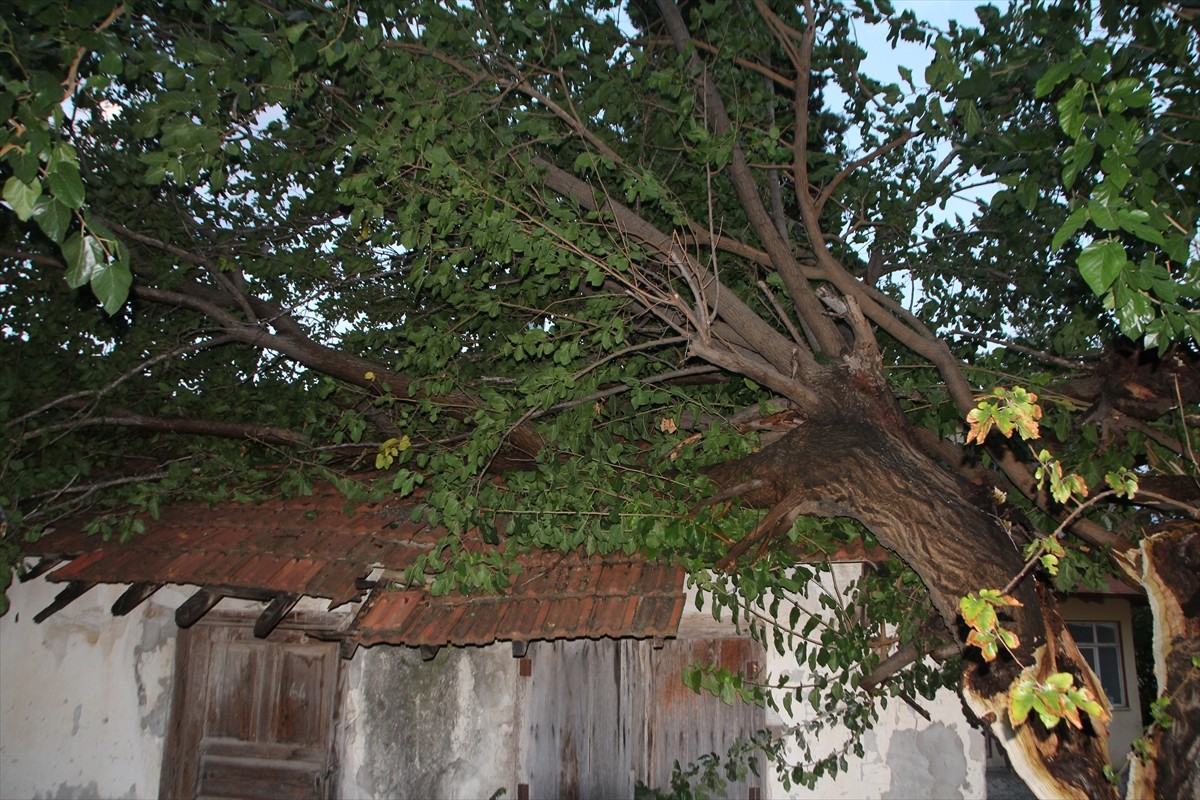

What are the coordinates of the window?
(1068, 621, 1126, 708)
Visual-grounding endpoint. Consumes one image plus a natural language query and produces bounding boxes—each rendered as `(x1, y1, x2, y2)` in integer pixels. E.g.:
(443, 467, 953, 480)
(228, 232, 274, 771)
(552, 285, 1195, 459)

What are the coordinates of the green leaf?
(1052, 207, 1090, 250)
(48, 164, 87, 210)
(90, 258, 133, 314)
(3, 177, 42, 221)
(1010, 681, 1035, 726)
(1061, 140, 1094, 189)
(1035, 61, 1073, 98)
(1087, 198, 1118, 231)
(1115, 209, 1165, 246)
(1057, 81, 1087, 138)
(1077, 239, 1128, 295)
(962, 101, 981, 137)
(32, 197, 72, 243)
(62, 232, 106, 288)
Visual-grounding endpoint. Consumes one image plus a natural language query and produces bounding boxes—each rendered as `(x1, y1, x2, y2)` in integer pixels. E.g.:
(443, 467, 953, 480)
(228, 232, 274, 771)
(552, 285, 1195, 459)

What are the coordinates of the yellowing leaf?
(1010, 680, 1036, 726)
(967, 628, 1000, 661)
(1045, 672, 1075, 691)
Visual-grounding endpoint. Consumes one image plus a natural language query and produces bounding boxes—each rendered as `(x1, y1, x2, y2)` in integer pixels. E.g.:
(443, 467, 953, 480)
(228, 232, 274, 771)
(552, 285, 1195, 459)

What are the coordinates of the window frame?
(1067, 620, 1129, 710)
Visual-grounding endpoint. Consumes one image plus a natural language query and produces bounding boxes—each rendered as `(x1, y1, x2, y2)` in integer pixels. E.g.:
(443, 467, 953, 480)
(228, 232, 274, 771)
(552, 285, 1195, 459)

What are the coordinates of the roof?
(21, 480, 686, 653)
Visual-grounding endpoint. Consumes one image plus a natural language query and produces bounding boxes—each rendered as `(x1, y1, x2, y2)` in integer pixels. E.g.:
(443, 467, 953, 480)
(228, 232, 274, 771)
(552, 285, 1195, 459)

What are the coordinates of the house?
(0, 480, 984, 799)
(1059, 580, 1146, 767)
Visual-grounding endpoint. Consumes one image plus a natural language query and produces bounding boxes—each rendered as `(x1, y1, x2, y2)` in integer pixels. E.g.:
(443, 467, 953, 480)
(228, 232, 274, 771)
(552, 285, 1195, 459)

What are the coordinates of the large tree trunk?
(702, 359, 1118, 799)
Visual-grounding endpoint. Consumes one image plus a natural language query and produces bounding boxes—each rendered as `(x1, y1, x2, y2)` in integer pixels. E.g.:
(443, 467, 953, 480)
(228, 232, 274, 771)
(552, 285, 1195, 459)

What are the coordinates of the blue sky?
(856, 0, 1009, 84)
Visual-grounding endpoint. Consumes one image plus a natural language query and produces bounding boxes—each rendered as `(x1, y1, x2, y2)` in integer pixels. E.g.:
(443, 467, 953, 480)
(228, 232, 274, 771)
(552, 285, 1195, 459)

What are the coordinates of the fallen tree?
(1, 1, 1196, 795)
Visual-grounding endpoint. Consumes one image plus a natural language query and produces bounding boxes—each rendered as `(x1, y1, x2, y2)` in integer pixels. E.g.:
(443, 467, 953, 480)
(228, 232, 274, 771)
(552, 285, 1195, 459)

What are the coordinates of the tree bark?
(1127, 522, 1200, 800)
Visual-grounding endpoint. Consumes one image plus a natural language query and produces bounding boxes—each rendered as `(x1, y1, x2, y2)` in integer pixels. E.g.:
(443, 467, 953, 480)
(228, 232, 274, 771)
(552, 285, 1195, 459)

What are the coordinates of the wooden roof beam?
(112, 582, 163, 616)
(33, 581, 94, 623)
(253, 594, 300, 639)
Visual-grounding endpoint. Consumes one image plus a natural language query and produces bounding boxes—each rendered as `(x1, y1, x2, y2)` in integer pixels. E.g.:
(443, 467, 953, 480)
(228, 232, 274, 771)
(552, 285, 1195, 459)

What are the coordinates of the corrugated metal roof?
(23, 480, 686, 647)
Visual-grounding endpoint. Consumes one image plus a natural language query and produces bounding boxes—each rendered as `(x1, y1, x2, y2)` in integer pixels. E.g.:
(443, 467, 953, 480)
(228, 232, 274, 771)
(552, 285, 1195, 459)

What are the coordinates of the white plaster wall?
(0, 575, 184, 800)
(763, 681, 985, 799)
(680, 565, 986, 800)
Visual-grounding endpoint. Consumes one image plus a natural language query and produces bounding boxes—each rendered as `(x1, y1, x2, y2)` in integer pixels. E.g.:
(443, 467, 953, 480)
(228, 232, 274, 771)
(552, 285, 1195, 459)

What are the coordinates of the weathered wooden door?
(161, 619, 342, 800)
(518, 637, 765, 799)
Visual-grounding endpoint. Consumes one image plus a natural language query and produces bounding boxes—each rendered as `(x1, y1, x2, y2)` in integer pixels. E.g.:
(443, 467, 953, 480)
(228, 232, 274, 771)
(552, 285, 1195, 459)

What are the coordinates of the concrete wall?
(0, 577, 181, 800)
(338, 643, 518, 800)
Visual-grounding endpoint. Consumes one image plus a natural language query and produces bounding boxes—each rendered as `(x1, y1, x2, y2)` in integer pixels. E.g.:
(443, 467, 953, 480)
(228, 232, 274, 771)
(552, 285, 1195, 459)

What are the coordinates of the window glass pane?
(1078, 645, 1099, 674)
(1069, 623, 1095, 643)
(1097, 647, 1124, 706)
(1096, 623, 1117, 644)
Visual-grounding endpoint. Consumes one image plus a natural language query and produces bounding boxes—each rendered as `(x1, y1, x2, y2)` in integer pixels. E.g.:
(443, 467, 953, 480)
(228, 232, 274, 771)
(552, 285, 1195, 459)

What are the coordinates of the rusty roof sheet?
(24, 481, 685, 647)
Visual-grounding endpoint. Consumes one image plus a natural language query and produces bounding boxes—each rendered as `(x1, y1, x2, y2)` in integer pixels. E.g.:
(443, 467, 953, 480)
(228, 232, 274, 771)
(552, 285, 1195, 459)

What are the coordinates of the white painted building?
(0, 485, 1011, 798)
(1, 566, 986, 799)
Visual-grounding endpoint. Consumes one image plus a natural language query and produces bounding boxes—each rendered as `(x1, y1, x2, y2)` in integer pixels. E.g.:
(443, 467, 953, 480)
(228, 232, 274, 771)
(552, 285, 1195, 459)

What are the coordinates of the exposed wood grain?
(518, 637, 765, 798)
(161, 619, 342, 799)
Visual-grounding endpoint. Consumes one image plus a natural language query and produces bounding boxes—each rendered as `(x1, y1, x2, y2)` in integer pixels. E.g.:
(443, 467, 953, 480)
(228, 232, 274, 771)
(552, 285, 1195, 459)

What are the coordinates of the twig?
(60, 5, 126, 101)
(1001, 489, 1118, 595)
(1175, 375, 1198, 468)
(815, 131, 917, 216)
(757, 280, 808, 349)
(948, 331, 1088, 370)
(25, 470, 172, 501)
(8, 336, 234, 427)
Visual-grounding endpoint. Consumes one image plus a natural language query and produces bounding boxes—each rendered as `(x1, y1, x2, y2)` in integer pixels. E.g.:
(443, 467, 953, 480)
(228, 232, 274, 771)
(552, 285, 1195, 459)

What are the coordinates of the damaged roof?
(20, 480, 686, 654)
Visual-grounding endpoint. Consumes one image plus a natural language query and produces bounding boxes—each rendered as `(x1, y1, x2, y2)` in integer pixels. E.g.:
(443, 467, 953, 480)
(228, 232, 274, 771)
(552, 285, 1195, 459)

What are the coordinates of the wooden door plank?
(161, 618, 342, 800)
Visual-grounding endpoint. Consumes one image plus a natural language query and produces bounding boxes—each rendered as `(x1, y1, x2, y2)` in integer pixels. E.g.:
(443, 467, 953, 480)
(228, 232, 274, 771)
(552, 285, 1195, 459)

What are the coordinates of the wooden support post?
(339, 638, 361, 660)
(111, 583, 162, 616)
(254, 593, 301, 639)
(33, 581, 93, 623)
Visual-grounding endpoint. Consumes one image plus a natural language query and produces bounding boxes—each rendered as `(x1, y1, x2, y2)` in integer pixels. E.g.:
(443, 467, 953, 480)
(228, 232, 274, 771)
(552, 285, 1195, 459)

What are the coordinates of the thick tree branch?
(860, 639, 960, 694)
(130, 285, 548, 459)
(536, 158, 818, 400)
(23, 403, 307, 446)
(656, 0, 846, 357)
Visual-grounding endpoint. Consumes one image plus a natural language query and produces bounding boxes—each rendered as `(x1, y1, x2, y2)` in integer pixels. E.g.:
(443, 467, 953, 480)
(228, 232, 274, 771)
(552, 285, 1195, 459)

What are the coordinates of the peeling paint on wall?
(0, 578, 183, 800)
(882, 722, 970, 799)
(134, 602, 175, 737)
